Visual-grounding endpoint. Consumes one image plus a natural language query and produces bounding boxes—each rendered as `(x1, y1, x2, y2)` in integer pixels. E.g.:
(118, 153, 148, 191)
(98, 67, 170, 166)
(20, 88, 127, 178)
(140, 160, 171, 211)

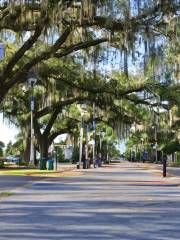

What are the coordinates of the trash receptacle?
(47, 159, 54, 170)
(40, 157, 47, 170)
(87, 159, 90, 169)
(83, 160, 87, 169)
(77, 163, 80, 169)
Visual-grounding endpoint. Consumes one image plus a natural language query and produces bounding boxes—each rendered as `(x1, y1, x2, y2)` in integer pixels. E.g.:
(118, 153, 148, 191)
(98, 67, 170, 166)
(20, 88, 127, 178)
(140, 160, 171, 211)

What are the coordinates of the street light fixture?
(28, 72, 37, 166)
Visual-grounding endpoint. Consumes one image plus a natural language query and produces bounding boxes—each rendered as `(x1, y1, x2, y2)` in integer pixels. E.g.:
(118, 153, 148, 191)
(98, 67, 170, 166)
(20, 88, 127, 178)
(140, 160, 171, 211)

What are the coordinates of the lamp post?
(130, 123, 136, 161)
(99, 129, 105, 163)
(107, 143, 109, 163)
(92, 102, 96, 168)
(146, 86, 160, 164)
(78, 103, 87, 169)
(85, 124, 90, 168)
(28, 72, 37, 166)
(53, 148, 58, 171)
(152, 124, 158, 163)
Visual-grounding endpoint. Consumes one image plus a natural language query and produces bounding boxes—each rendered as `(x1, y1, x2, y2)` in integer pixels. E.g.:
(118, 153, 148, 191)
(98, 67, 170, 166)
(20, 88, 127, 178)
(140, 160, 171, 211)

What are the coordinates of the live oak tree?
(3, 56, 151, 162)
(0, 0, 179, 103)
(0, 0, 179, 162)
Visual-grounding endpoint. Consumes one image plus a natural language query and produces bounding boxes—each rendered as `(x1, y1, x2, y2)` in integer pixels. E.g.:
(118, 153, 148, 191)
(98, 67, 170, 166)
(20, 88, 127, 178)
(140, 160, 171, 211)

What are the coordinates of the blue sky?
(0, 113, 19, 145)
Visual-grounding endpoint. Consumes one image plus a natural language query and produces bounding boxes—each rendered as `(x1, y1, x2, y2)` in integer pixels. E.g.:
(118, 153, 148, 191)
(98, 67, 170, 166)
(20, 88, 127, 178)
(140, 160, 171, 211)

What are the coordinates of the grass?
(0, 169, 56, 176)
(0, 168, 79, 177)
(0, 192, 13, 197)
(168, 161, 180, 167)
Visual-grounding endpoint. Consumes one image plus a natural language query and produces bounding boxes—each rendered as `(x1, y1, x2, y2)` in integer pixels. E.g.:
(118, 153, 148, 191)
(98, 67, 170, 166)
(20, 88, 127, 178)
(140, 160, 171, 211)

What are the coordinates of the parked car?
(5, 156, 14, 162)
(12, 156, 21, 164)
(110, 156, 126, 162)
(5, 156, 21, 164)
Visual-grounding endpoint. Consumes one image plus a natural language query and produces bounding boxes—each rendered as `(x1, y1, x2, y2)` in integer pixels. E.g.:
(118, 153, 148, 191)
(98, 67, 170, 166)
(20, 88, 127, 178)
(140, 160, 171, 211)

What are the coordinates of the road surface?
(0, 162, 180, 240)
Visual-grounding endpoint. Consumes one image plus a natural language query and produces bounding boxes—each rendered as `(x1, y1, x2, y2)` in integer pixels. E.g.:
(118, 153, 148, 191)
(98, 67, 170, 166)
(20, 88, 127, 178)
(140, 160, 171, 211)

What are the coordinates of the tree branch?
(54, 38, 108, 58)
(49, 128, 72, 145)
(1, 16, 46, 83)
(2, 27, 71, 100)
(53, 76, 146, 99)
(43, 109, 60, 137)
(35, 96, 88, 119)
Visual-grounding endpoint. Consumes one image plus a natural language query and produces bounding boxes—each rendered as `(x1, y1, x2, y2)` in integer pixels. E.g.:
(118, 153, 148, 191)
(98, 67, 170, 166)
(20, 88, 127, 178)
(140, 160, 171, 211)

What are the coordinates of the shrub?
(71, 146, 79, 164)
(0, 160, 4, 168)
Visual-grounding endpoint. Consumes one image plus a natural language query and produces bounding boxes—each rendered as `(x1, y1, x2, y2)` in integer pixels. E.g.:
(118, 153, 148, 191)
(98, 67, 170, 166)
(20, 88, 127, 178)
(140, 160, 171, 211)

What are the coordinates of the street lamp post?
(99, 129, 105, 164)
(79, 111, 84, 169)
(53, 148, 58, 171)
(85, 124, 90, 168)
(152, 124, 158, 163)
(78, 103, 87, 169)
(146, 86, 160, 164)
(92, 102, 96, 167)
(28, 73, 37, 166)
(151, 124, 157, 163)
(107, 143, 109, 164)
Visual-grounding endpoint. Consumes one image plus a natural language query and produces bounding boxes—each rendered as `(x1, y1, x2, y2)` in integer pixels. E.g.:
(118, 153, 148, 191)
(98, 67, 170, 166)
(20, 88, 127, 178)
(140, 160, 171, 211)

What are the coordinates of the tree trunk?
(39, 137, 49, 159)
(23, 137, 30, 163)
(22, 123, 31, 163)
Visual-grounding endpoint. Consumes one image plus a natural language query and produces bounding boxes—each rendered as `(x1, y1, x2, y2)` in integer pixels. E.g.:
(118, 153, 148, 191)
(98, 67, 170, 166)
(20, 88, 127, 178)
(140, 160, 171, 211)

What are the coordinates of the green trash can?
(47, 159, 54, 170)
(40, 157, 47, 170)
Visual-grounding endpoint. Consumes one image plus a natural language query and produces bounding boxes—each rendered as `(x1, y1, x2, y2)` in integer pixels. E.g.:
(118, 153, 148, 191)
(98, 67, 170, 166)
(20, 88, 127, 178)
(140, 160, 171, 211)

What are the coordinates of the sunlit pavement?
(142, 162, 180, 177)
(0, 164, 75, 194)
(0, 162, 180, 240)
(0, 175, 42, 193)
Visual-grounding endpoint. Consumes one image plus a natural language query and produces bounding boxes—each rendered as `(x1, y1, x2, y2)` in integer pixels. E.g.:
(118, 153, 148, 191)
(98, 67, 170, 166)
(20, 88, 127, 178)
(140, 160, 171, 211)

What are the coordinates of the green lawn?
(0, 192, 13, 197)
(0, 169, 56, 176)
(168, 162, 180, 167)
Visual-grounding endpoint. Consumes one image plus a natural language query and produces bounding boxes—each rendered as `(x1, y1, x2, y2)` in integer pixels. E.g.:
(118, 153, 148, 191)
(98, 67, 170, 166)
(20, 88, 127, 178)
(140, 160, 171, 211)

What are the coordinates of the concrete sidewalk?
(0, 162, 180, 240)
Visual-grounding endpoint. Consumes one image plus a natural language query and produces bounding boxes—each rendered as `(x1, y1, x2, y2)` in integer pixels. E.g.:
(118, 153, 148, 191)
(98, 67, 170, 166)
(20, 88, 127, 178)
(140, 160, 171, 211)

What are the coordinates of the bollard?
(163, 155, 167, 177)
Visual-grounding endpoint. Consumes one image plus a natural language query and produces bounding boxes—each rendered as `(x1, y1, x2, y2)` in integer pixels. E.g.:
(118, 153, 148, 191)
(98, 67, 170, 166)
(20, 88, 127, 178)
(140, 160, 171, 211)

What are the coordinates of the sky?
(0, 113, 19, 145)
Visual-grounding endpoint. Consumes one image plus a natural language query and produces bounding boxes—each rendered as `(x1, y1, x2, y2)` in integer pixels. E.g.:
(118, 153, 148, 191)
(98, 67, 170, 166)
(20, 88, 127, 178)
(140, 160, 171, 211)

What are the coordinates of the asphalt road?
(0, 175, 41, 193)
(0, 163, 180, 240)
(167, 166, 180, 177)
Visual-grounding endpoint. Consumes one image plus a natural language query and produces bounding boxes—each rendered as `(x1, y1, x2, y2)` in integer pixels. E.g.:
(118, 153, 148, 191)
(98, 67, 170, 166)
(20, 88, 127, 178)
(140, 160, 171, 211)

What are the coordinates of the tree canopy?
(0, 0, 179, 162)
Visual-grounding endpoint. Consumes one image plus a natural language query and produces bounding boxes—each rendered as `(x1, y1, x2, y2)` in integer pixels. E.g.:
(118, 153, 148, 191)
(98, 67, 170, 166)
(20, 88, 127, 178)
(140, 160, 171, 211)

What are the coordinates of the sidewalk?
(0, 162, 180, 239)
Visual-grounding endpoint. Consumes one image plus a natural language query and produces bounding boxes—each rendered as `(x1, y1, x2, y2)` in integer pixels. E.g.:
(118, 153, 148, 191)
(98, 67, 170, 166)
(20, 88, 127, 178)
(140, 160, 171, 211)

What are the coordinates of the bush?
(0, 160, 4, 168)
(57, 148, 65, 162)
(71, 146, 79, 164)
